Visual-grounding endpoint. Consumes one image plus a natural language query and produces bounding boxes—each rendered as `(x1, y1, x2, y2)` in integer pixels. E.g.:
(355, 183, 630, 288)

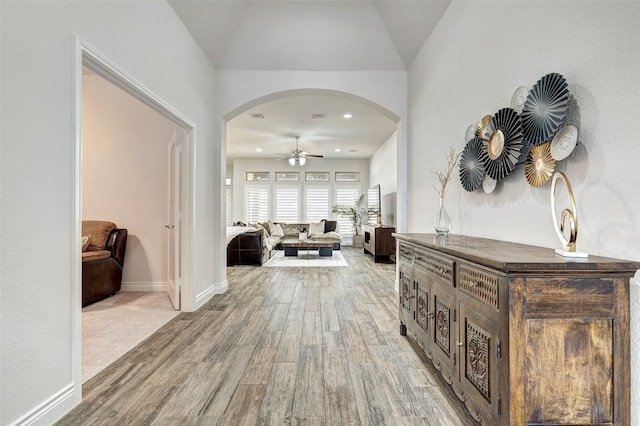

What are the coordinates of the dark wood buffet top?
(392, 233, 640, 274)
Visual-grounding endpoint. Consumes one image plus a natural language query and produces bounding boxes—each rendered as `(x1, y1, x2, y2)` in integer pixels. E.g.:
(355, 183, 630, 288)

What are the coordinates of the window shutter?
(244, 185, 269, 223)
(225, 188, 232, 226)
(275, 185, 300, 223)
(334, 185, 361, 241)
(305, 186, 330, 223)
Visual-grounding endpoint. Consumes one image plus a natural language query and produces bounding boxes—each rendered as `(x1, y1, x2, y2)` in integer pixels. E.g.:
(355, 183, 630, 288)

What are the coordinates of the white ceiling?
(226, 94, 398, 160)
(169, 0, 451, 160)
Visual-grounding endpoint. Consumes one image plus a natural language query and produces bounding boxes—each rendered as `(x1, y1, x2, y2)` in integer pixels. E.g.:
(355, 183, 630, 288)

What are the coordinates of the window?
(246, 172, 270, 181)
(305, 186, 330, 222)
(305, 171, 330, 182)
(335, 172, 359, 182)
(334, 185, 361, 242)
(225, 188, 232, 226)
(275, 185, 300, 222)
(275, 171, 299, 181)
(244, 185, 269, 223)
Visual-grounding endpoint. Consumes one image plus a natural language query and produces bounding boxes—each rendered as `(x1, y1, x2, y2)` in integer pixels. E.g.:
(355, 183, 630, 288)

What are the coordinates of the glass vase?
(433, 197, 451, 235)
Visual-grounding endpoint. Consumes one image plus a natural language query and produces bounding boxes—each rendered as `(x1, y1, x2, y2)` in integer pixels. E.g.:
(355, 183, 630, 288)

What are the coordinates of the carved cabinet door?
(399, 263, 413, 324)
(412, 268, 431, 354)
(430, 282, 456, 386)
(459, 300, 501, 424)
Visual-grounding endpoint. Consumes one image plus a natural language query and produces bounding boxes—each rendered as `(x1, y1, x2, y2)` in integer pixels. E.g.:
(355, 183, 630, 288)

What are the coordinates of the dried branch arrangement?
(432, 147, 462, 199)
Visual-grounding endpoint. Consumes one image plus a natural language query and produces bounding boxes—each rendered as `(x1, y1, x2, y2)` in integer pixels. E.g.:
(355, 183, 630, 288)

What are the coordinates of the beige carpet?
(82, 292, 180, 383)
(263, 250, 348, 267)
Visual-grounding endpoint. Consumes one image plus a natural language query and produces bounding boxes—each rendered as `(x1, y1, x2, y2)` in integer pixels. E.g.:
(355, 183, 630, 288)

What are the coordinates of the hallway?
(58, 248, 472, 425)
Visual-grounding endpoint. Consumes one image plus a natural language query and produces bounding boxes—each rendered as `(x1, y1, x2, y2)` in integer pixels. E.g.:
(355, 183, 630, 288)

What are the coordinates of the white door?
(167, 133, 183, 310)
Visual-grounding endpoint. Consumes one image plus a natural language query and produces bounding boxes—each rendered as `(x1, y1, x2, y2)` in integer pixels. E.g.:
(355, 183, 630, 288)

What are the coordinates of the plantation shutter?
(275, 185, 300, 223)
(225, 188, 232, 226)
(305, 186, 330, 223)
(334, 185, 361, 242)
(244, 185, 269, 223)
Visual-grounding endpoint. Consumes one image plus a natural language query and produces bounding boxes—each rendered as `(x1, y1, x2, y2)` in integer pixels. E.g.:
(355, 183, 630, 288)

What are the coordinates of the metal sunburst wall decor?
(521, 73, 570, 145)
(478, 108, 524, 181)
(459, 137, 486, 191)
(524, 142, 556, 187)
(459, 72, 581, 195)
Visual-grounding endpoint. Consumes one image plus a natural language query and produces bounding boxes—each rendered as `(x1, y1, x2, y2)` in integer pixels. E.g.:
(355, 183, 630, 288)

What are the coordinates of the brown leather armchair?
(81, 221, 128, 306)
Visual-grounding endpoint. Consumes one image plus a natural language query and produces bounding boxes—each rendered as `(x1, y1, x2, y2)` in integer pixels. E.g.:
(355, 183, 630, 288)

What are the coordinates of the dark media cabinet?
(362, 224, 395, 262)
(394, 233, 637, 426)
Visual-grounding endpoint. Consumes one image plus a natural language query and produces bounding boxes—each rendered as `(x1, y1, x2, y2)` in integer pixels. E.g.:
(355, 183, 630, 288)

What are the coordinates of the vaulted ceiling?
(169, 0, 451, 159)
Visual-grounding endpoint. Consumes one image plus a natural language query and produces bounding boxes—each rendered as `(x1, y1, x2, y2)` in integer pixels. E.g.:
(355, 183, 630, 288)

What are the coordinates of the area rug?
(82, 292, 180, 383)
(263, 250, 348, 267)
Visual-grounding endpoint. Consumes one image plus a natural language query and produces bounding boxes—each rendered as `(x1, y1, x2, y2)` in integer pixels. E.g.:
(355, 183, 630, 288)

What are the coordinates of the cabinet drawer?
(458, 263, 500, 309)
(414, 247, 454, 285)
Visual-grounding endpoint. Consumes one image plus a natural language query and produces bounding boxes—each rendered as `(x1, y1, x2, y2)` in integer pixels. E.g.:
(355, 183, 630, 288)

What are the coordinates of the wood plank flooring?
(58, 248, 475, 426)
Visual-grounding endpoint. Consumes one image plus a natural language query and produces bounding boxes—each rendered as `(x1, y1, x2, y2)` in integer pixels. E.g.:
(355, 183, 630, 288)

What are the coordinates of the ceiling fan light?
(288, 157, 296, 166)
(299, 157, 306, 166)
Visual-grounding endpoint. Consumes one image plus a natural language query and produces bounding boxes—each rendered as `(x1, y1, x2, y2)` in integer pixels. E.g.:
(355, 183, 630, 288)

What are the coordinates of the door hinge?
(496, 339, 501, 358)
(497, 396, 502, 415)
(453, 309, 457, 322)
(453, 352, 456, 366)
(413, 311, 416, 320)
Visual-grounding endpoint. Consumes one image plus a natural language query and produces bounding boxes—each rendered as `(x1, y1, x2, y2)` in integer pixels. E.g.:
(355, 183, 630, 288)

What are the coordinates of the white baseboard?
(394, 278, 399, 293)
(216, 280, 228, 295)
(193, 280, 228, 311)
(9, 383, 77, 426)
(120, 282, 167, 292)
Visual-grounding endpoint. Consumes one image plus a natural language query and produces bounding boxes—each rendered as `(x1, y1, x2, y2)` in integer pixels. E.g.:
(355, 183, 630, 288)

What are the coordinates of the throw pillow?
(309, 221, 325, 236)
(260, 221, 271, 235)
(324, 220, 338, 233)
(270, 222, 284, 237)
(81, 234, 91, 252)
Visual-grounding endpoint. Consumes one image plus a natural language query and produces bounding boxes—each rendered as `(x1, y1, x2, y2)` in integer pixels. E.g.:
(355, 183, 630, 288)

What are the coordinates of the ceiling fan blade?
(304, 154, 324, 158)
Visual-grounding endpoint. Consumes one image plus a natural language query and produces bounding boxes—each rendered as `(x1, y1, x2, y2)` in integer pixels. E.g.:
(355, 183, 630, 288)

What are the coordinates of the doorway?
(75, 40, 195, 387)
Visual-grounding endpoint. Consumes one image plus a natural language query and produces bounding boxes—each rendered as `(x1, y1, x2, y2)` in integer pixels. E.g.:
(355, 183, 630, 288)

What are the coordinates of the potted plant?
(331, 194, 374, 236)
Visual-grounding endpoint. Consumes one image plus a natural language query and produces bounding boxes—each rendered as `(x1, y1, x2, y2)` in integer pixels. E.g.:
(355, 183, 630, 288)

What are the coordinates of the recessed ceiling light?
(256, 148, 262, 152)
(334, 148, 341, 152)
(343, 113, 353, 119)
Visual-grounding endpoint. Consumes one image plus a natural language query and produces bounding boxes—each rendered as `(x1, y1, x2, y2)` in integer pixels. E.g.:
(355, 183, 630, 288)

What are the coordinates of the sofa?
(81, 220, 128, 306)
(226, 219, 341, 266)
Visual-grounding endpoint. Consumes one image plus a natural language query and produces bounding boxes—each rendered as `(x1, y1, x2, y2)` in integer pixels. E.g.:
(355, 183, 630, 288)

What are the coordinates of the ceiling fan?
(275, 136, 324, 165)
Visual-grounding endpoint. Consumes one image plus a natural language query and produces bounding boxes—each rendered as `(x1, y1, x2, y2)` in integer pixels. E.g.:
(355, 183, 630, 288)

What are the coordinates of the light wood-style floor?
(58, 248, 473, 425)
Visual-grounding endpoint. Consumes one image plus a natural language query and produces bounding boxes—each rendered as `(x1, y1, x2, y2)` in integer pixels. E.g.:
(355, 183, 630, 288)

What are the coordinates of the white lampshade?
(288, 157, 295, 166)
(299, 157, 306, 166)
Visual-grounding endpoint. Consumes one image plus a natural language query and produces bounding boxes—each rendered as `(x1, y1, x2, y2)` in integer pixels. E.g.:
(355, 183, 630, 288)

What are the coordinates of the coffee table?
(281, 239, 334, 257)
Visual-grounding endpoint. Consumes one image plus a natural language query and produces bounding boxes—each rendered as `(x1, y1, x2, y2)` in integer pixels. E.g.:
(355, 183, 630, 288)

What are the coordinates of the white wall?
(369, 130, 397, 226)
(232, 157, 369, 223)
(407, 1, 640, 420)
(0, 2, 217, 424)
(83, 74, 176, 289)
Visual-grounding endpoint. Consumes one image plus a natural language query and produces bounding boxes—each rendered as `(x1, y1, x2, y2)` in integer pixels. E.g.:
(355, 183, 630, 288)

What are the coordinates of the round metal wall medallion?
(524, 142, 556, 187)
(511, 86, 529, 114)
(459, 137, 486, 192)
(482, 175, 497, 193)
(550, 125, 578, 160)
(479, 108, 524, 181)
(521, 73, 570, 145)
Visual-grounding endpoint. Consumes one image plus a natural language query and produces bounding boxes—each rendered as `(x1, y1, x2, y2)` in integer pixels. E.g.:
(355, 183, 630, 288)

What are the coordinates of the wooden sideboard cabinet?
(362, 225, 395, 262)
(393, 233, 638, 426)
